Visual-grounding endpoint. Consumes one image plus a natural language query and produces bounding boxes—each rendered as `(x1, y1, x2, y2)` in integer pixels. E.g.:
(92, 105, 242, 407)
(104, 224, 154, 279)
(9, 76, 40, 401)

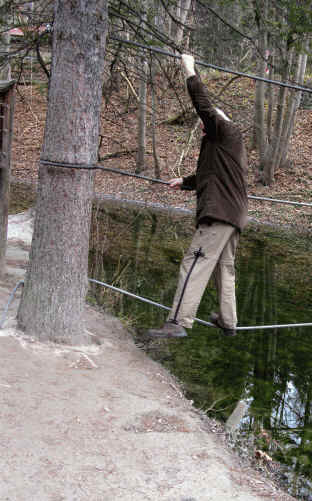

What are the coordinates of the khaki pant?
(168, 222, 239, 329)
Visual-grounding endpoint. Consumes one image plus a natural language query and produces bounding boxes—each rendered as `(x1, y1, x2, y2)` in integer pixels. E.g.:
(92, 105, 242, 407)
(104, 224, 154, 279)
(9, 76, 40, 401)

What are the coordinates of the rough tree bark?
(17, 0, 108, 344)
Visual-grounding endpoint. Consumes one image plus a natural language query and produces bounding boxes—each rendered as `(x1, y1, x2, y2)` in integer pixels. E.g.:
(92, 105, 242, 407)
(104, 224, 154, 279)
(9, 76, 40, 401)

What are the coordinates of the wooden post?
(0, 81, 15, 277)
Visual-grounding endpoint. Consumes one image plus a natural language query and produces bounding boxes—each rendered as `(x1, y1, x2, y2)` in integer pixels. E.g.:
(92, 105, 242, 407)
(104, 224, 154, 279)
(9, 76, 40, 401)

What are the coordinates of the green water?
(89, 199, 312, 499)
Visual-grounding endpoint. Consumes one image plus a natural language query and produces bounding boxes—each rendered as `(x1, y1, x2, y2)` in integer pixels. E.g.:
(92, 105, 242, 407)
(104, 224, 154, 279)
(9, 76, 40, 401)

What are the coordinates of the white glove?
(181, 54, 195, 78)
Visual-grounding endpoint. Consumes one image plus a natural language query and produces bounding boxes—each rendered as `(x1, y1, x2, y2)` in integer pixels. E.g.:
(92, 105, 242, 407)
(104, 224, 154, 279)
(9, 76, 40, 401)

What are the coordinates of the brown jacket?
(182, 75, 248, 232)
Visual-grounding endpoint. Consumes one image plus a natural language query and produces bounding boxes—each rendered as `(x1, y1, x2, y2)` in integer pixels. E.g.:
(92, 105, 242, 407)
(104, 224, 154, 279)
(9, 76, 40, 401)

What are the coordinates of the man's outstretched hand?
(168, 177, 183, 190)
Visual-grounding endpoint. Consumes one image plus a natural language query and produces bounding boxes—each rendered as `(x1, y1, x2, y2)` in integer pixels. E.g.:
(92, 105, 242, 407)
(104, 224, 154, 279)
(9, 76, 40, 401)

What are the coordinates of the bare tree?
(17, 0, 108, 344)
(251, 0, 310, 184)
(136, 5, 148, 173)
(174, 0, 192, 47)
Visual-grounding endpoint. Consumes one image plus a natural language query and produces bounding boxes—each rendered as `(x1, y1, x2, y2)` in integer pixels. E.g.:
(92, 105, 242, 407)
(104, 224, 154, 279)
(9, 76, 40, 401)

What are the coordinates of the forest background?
(3, 0, 312, 229)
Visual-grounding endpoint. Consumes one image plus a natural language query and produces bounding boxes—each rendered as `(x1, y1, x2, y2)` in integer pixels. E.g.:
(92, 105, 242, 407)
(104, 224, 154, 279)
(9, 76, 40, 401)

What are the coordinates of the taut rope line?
(40, 160, 312, 208)
(89, 279, 312, 331)
(110, 35, 312, 94)
(0, 279, 310, 331)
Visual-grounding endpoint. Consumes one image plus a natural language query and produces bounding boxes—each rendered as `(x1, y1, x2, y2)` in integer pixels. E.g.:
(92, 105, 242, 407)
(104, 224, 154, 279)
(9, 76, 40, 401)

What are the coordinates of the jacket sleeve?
(186, 75, 218, 139)
(181, 174, 196, 191)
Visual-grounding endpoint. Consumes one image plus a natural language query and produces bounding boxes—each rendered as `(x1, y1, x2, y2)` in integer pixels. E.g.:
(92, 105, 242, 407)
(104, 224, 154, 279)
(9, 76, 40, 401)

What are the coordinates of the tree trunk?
(254, 59, 267, 163)
(136, 6, 148, 174)
(151, 78, 161, 179)
(17, 0, 108, 344)
(266, 54, 274, 143)
(263, 49, 293, 185)
(175, 0, 192, 46)
(253, 0, 268, 164)
(136, 54, 148, 173)
(276, 49, 308, 168)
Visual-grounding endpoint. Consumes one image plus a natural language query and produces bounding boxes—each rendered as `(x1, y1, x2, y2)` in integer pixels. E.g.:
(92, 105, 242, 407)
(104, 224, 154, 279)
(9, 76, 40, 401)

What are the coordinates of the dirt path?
(0, 211, 295, 501)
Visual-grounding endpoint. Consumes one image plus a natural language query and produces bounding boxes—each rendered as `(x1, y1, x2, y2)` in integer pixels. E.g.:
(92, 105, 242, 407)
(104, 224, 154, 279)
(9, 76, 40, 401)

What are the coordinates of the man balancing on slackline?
(148, 54, 248, 339)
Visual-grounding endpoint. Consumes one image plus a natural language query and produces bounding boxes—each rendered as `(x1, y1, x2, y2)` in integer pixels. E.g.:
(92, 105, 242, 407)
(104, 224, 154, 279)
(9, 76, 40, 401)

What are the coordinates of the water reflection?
(89, 198, 312, 499)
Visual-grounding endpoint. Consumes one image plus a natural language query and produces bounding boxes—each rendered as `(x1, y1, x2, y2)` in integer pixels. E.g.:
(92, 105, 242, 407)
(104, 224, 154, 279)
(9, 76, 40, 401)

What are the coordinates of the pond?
(89, 196, 312, 500)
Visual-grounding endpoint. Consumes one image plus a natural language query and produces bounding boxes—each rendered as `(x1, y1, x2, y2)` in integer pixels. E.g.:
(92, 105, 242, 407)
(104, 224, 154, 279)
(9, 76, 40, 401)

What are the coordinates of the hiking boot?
(148, 320, 188, 338)
(210, 312, 236, 337)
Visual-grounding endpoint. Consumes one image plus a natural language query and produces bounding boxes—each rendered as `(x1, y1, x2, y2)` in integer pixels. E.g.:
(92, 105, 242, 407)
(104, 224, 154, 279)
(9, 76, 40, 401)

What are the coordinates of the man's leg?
(168, 222, 236, 328)
(213, 230, 239, 329)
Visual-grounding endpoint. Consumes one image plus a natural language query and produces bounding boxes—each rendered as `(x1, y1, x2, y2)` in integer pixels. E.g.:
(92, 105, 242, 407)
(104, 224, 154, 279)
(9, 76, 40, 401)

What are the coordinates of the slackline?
(89, 279, 312, 331)
(95, 164, 312, 208)
(39, 159, 312, 208)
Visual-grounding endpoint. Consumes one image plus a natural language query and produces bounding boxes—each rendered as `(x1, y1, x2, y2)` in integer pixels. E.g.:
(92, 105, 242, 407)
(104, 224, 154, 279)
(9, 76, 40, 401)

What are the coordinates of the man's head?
(215, 107, 231, 122)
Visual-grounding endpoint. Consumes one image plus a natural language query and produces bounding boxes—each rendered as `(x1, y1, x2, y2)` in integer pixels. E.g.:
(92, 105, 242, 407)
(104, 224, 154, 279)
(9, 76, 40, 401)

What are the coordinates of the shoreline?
(9, 177, 311, 238)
